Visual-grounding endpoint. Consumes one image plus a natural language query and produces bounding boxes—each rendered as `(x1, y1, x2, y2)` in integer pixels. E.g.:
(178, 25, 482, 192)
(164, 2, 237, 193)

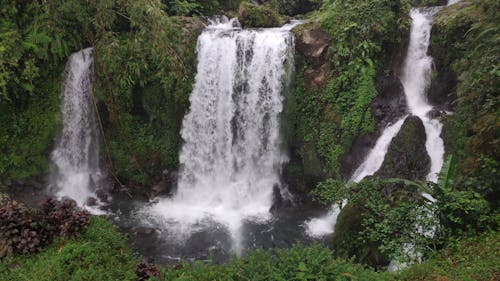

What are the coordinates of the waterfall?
(401, 7, 444, 182)
(50, 48, 103, 211)
(305, 7, 446, 237)
(140, 18, 297, 253)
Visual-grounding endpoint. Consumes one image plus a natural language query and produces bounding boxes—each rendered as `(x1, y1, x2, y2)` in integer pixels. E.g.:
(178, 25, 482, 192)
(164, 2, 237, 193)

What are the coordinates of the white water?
(140, 18, 297, 253)
(305, 7, 446, 237)
(50, 48, 103, 212)
(401, 7, 445, 183)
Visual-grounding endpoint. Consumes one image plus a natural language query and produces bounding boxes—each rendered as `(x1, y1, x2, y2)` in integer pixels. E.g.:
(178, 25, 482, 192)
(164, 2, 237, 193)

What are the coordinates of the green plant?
(0, 217, 137, 281)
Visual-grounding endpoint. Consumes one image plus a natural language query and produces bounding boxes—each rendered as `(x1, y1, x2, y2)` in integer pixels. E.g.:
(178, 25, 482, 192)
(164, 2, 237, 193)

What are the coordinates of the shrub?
(40, 198, 90, 238)
(0, 198, 90, 259)
(0, 202, 50, 258)
(0, 217, 137, 281)
(136, 262, 161, 281)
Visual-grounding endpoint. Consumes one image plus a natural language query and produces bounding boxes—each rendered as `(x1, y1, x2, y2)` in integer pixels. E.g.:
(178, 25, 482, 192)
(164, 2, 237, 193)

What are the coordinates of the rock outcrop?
(376, 116, 430, 180)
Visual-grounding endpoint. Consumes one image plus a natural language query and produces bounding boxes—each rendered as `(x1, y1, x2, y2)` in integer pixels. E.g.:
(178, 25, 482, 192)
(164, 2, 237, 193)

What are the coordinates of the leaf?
(438, 155, 456, 191)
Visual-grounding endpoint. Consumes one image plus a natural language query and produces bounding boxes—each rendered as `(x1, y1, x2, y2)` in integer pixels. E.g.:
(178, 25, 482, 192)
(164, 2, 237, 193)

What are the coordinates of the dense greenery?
(0, 1, 201, 185)
(288, 0, 412, 181)
(1, 214, 498, 280)
(1, 0, 498, 279)
(432, 0, 499, 208)
(0, 217, 137, 281)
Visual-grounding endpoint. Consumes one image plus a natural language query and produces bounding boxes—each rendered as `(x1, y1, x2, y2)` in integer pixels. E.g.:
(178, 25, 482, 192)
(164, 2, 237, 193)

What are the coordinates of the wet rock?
(427, 108, 445, 119)
(372, 71, 407, 127)
(376, 116, 430, 180)
(151, 181, 169, 197)
(340, 70, 407, 179)
(133, 227, 155, 235)
(86, 197, 98, 206)
(296, 29, 330, 67)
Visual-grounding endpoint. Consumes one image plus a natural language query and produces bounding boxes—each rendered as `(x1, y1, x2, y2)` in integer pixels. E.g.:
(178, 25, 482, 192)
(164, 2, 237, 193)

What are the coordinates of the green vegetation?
(432, 0, 499, 208)
(2, 214, 498, 280)
(398, 231, 500, 281)
(0, 217, 137, 281)
(289, 0, 412, 180)
(238, 1, 282, 28)
(0, 1, 202, 185)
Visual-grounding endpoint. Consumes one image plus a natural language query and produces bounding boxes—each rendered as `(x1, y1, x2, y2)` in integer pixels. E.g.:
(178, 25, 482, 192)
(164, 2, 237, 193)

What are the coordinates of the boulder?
(133, 227, 155, 235)
(340, 70, 407, 179)
(376, 116, 431, 180)
(238, 2, 282, 28)
(332, 204, 388, 267)
(294, 27, 331, 89)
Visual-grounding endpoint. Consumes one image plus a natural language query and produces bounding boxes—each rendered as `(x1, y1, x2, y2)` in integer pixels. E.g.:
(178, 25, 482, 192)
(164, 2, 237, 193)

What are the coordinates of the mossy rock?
(332, 204, 388, 267)
(238, 2, 282, 28)
(376, 116, 430, 180)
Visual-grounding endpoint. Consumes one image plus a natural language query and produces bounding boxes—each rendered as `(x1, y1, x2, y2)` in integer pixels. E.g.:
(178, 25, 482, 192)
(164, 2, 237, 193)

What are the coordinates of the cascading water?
(139, 18, 297, 254)
(50, 48, 103, 211)
(305, 6, 446, 237)
(401, 7, 445, 183)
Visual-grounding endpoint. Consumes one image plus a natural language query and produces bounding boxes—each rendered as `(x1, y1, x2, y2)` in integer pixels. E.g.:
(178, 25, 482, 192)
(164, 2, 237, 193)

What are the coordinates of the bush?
(0, 198, 90, 259)
(136, 262, 161, 281)
(238, 1, 282, 28)
(0, 217, 137, 281)
(0, 202, 50, 258)
(40, 198, 90, 238)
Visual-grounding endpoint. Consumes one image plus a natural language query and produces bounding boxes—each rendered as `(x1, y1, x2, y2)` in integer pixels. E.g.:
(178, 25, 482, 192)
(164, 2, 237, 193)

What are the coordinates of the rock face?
(376, 116, 430, 180)
(294, 27, 330, 89)
(341, 70, 407, 179)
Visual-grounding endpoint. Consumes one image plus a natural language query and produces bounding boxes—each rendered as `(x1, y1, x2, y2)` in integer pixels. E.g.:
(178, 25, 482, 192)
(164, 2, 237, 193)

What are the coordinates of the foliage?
(238, 1, 282, 28)
(0, 217, 137, 281)
(315, 178, 437, 266)
(0, 202, 50, 258)
(160, 244, 390, 280)
(40, 198, 90, 238)
(433, 0, 499, 206)
(0, 199, 90, 259)
(288, 0, 412, 179)
(433, 156, 498, 238)
(0, 1, 90, 179)
(91, 1, 201, 185)
(136, 262, 161, 281)
(398, 231, 500, 281)
(165, 0, 243, 16)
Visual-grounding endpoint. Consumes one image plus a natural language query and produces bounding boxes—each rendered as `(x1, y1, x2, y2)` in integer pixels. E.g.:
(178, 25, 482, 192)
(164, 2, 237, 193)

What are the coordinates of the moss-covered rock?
(238, 2, 282, 28)
(332, 204, 388, 267)
(376, 116, 430, 180)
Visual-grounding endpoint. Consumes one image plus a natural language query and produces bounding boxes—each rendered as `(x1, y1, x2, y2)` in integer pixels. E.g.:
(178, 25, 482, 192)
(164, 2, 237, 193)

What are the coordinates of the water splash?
(139, 18, 298, 254)
(50, 48, 104, 213)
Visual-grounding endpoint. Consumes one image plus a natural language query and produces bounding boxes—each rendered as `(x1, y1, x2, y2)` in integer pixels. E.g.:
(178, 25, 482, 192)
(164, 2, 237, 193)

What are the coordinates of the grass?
(0, 217, 137, 281)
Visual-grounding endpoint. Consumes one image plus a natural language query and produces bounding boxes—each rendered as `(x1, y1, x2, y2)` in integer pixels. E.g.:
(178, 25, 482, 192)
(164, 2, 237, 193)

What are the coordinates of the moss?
(376, 116, 430, 180)
(238, 2, 282, 28)
(287, 0, 412, 181)
(332, 204, 387, 267)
